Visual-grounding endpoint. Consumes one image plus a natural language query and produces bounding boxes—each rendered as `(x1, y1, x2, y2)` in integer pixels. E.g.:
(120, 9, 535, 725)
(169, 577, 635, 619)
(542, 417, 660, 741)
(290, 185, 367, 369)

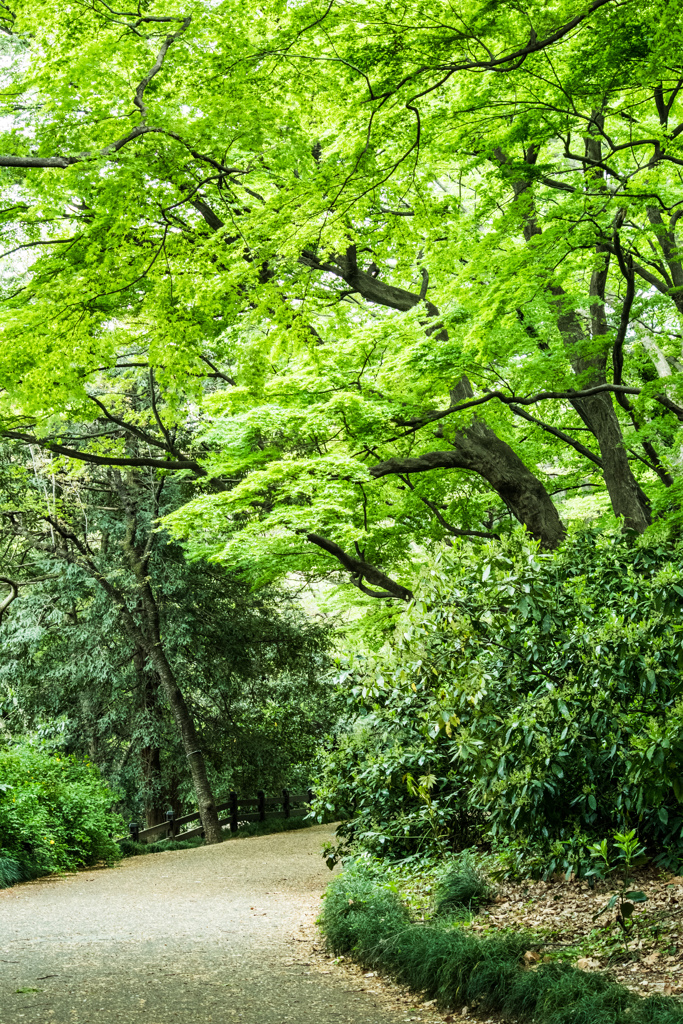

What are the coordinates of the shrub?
(313, 528, 683, 874)
(0, 742, 123, 881)
(320, 864, 683, 1024)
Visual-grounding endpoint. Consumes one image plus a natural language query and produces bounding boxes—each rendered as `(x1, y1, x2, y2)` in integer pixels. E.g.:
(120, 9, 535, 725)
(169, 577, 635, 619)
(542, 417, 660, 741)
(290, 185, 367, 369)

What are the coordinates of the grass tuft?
(434, 856, 492, 916)
(0, 855, 46, 889)
(320, 863, 683, 1024)
(0, 855, 25, 888)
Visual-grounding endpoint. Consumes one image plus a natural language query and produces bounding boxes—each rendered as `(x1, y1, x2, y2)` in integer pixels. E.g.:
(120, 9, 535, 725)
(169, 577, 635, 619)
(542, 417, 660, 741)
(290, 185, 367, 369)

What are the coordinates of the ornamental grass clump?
(320, 864, 683, 1024)
(434, 857, 492, 916)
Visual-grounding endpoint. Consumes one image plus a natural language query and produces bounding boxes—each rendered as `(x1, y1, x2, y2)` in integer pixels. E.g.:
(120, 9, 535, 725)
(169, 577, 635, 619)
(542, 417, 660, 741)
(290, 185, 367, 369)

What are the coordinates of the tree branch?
(133, 18, 192, 124)
(0, 577, 18, 623)
(306, 533, 413, 601)
(508, 404, 604, 468)
(370, 384, 660, 449)
(0, 431, 207, 475)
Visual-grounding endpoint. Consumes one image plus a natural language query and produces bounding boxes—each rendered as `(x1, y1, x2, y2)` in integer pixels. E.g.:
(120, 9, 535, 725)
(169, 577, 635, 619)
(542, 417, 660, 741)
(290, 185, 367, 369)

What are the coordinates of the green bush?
(320, 864, 683, 1024)
(0, 742, 123, 882)
(314, 529, 683, 874)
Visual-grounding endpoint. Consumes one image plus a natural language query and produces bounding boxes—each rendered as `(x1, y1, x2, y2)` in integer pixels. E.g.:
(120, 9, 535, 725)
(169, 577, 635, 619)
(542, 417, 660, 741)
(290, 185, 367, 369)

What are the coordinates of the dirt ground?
(0, 825, 473, 1024)
(474, 866, 683, 997)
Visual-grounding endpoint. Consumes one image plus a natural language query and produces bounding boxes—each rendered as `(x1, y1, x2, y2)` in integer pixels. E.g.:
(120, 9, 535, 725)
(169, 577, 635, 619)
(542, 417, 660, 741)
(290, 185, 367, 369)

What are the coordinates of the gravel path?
(0, 825, 453, 1024)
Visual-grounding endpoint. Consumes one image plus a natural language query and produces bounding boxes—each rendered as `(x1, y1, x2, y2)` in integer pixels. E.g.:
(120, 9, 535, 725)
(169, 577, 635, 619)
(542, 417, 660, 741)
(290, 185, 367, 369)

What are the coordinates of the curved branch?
(306, 533, 413, 601)
(133, 18, 192, 123)
(0, 577, 18, 623)
(0, 431, 207, 475)
(372, 383, 656, 449)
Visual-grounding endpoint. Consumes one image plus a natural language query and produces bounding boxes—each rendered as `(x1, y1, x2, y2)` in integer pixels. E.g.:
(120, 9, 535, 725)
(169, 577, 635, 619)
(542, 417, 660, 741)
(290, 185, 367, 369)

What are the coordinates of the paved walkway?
(0, 825, 448, 1024)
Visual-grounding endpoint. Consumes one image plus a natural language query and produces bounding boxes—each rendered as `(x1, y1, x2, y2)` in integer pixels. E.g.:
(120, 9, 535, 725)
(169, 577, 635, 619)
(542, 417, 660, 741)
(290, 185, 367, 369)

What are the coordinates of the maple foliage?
(0, 0, 679, 601)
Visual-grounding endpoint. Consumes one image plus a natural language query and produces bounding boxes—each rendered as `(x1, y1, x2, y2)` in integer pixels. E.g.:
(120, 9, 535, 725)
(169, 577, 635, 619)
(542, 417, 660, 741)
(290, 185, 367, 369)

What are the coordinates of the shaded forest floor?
(396, 864, 683, 999)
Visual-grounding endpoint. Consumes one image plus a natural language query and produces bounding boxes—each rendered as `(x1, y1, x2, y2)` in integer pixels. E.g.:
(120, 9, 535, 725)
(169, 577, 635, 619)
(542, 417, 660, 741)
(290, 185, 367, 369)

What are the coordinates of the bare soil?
(475, 866, 683, 997)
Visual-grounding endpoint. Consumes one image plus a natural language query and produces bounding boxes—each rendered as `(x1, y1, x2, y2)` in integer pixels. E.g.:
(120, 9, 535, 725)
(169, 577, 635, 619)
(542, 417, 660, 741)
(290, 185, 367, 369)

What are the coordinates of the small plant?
(589, 830, 648, 951)
(0, 854, 24, 888)
(435, 855, 492, 916)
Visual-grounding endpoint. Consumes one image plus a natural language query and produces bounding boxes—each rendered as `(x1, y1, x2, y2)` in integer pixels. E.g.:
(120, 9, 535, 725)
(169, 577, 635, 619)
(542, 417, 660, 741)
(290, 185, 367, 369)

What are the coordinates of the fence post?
(307, 788, 314, 807)
(166, 809, 175, 840)
(258, 789, 265, 822)
(282, 788, 290, 819)
(230, 790, 238, 833)
(128, 821, 140, 842)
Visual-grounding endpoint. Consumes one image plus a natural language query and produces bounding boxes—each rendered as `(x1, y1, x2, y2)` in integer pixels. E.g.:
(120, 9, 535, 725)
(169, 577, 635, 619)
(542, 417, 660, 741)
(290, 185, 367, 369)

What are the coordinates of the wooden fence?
(122, 788, 314, 844)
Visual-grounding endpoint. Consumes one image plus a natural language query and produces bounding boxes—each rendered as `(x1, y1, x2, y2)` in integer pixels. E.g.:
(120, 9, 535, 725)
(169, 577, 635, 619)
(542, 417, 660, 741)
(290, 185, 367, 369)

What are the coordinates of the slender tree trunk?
(141, 746, 165, 828)
(142, 621, 222, 843)
(138, 661, 166, 828)
(119, 503, 223, 844)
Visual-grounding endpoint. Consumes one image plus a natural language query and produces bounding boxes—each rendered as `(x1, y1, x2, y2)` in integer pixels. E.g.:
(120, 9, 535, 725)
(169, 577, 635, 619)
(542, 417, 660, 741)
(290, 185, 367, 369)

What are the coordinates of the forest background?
(1, 0, 683, 884)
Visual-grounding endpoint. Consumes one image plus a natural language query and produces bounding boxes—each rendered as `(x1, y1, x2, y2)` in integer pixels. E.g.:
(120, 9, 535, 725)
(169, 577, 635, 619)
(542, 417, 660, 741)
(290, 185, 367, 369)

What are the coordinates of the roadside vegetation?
(0, 743, 123, 887)
(1, 0, 683, 1018)
(320, 861, 683, 1023)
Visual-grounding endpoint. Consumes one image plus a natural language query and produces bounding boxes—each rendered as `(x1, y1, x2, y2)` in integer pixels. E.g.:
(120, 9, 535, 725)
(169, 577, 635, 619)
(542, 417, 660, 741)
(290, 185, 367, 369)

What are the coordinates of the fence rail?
(120, 788, 314, 844)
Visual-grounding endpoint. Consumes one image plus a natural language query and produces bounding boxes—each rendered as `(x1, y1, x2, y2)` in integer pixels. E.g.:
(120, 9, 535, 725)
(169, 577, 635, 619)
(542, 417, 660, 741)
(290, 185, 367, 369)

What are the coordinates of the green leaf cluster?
(313, 528, 683, 875)
(0, 741, 123, 876)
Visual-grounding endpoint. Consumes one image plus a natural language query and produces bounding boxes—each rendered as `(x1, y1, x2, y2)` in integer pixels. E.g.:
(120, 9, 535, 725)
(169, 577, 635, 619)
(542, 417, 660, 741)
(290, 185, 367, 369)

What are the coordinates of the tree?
(0, 443, 332, 826)
(0, 0, 680, 605)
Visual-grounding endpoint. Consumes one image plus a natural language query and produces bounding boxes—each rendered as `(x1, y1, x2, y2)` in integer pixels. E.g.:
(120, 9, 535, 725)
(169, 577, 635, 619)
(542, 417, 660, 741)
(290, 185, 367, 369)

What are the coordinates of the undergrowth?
(435, 857, 492, 916)
(118, 815, 314, 857)
(320, 863, 683, 1024)
(0, 854, 45, 889)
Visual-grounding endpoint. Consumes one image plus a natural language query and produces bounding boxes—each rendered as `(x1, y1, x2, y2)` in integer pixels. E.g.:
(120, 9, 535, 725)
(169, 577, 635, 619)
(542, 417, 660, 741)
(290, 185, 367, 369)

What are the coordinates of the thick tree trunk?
(504, 141, 651, 534)
(371, 418, 566, 548)
(301, 247, 566, 548)
(552, 285, 651, 533)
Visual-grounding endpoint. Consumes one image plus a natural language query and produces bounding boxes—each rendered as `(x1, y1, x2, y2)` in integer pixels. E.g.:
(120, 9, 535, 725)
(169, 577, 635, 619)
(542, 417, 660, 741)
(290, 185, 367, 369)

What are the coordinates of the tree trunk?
(371, 418, 566, 548)
(134, 650, 167, 828)
(141, 745, 165, 828)
(143, 626, 223, 844)
(302, 247, 566, 548)
(504, 142, 651, 534)
(551, 285, 651, 533)
(118, 497, 223, 844)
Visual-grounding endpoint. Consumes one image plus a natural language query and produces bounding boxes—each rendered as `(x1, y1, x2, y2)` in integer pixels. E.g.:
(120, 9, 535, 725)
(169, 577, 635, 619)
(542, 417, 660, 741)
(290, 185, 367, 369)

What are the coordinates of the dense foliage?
(0, 742, 123, 882)
(0, 457, 335, 825)
(0, 0, 680, 603)
(314, 530, 683, 875)
(0, 0, 682, 866)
